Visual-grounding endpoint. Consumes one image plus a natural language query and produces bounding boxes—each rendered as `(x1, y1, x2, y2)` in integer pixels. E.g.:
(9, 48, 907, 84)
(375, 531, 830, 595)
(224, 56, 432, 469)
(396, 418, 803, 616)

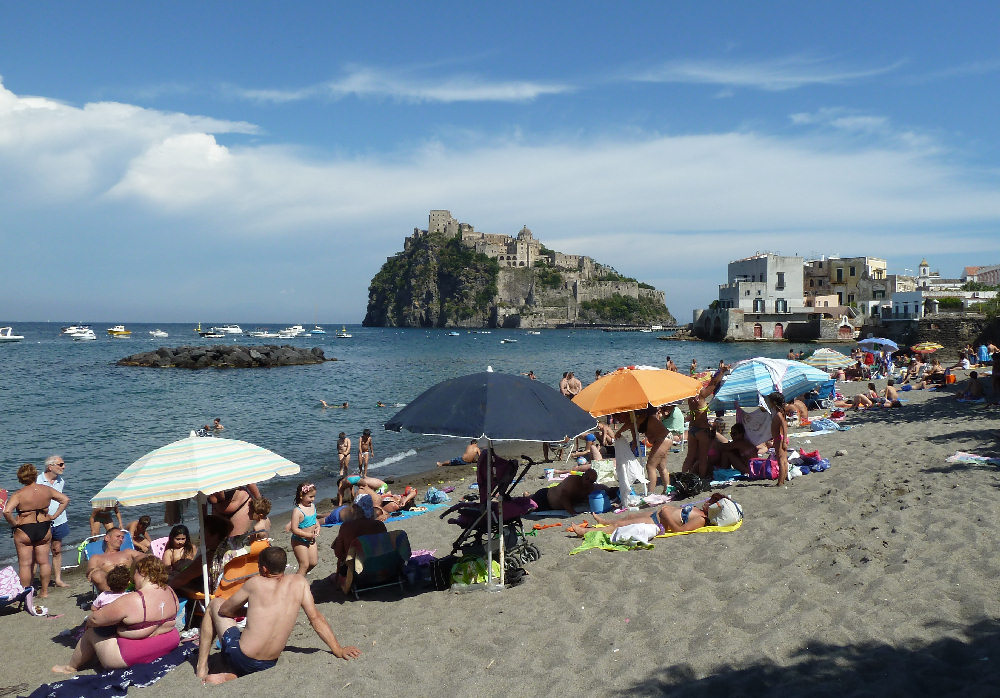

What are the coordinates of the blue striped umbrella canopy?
(91, 433, 300, 508)
(857, 337, 899, 352)
(711, 357, 832, 411)
(802, 347, 853, 370)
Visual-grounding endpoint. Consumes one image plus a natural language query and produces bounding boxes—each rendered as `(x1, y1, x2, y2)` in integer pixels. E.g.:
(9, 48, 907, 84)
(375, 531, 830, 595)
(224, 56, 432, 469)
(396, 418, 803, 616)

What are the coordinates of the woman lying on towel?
(568, 493, 741, 538)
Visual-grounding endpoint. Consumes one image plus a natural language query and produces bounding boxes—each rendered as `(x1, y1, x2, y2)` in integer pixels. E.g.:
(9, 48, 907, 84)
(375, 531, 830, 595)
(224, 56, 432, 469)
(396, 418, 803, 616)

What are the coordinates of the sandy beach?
(3, 374, 1000, 697)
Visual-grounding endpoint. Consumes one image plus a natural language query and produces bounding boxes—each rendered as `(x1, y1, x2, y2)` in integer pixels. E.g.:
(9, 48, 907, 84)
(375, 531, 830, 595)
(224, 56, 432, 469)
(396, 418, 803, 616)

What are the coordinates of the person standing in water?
(337, 432, 351, 477)
(358, 429, 373, 477)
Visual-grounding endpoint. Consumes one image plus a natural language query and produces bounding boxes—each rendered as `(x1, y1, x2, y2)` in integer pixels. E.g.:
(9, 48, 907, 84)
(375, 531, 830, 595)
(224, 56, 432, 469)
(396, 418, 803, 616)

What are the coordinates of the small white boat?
(500, 338, 518, 344)
(72, 329, 97, 341)
(61, 324, 89, 335)
(248, 328, 281, 338)
(335, 325, 352, 338)
(202, 332, 225, 339)
(639, 329, 653, 333)
(107, 325, 132, 337)
(526, 331, 541, 335)
(310, 325, 326, 335)
(149, 329, 169, 338)
(447, 331, 461, 337)
(280, 325, 306, 337)
(0, 327, 25, 342)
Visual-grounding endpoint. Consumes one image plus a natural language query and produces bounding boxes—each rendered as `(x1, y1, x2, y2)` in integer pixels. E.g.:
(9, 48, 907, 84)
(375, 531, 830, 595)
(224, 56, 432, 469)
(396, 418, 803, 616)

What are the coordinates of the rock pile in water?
(117, 345, 333, 369)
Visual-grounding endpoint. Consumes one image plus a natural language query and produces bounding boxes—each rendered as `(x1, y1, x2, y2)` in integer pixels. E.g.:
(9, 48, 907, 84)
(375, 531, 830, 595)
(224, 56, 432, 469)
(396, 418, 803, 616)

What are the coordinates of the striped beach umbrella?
(91, 433, 300, 600)
(911, 341, 944, 354)
(802, 347, 853, 370)
(711, 357, 831, 411)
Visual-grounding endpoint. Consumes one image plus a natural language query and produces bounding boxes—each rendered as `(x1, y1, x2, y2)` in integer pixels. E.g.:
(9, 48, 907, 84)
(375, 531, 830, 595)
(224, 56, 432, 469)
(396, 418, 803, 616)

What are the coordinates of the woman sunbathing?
(568, 492, 737, 537)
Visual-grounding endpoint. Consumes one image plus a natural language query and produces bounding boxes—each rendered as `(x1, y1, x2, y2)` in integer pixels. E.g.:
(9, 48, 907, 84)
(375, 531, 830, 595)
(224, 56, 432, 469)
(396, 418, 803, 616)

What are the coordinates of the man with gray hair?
(38, 455, 70, 587)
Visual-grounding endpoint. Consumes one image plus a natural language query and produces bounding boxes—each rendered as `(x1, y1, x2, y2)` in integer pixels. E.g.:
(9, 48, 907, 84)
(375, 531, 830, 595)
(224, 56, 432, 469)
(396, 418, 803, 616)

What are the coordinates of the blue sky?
(2, 1, 998, 323)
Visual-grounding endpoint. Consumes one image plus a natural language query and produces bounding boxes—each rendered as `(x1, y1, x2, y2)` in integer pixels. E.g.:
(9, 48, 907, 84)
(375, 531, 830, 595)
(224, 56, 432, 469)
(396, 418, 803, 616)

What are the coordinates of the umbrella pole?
(629, 410, 648, 496)
(485, 441, 496, 591)
(197, 493, 211, 604)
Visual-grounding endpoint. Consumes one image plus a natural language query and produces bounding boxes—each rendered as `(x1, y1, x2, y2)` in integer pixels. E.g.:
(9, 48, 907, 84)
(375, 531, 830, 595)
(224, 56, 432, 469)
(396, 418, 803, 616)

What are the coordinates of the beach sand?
(3, 375, 999, 696)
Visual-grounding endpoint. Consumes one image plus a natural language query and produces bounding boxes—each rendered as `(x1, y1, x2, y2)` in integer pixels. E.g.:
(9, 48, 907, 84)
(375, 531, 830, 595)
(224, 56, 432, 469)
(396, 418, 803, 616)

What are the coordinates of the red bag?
(748, 458, 779, 480)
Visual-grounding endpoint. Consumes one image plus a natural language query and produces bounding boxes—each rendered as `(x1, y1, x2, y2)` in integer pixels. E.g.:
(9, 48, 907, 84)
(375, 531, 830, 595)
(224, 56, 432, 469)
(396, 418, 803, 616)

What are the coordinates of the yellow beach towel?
(655, 519, 742, 537)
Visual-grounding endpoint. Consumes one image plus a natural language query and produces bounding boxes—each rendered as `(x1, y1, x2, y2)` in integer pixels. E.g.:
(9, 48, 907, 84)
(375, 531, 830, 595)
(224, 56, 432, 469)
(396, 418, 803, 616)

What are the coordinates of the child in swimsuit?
(290, 483, 319, 576)
(766, 392, 789, 487)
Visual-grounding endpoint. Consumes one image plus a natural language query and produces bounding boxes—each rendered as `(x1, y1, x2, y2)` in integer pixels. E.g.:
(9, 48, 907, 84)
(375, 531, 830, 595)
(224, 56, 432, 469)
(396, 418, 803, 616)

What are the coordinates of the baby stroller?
(803, 379, 837, 410)
(440, 449, 541, 570)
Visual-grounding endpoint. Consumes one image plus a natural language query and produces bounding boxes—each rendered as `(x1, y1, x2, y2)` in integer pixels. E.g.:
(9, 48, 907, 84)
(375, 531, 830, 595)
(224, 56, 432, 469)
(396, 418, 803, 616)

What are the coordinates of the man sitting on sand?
(957, 371, 985, 401)
(528, 469, 611, 515)
(881, 379, 903, 408)
(196, 546, 360, 684)
(437, 439, 480, 467)
(86, 528, 145, 592)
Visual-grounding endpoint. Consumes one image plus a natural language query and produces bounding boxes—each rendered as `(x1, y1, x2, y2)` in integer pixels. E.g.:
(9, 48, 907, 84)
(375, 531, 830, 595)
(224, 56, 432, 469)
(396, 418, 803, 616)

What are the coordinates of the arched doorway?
(838, 324, 854, 339)
(753, 323, 763, 339)
(773, 323, 783, 339)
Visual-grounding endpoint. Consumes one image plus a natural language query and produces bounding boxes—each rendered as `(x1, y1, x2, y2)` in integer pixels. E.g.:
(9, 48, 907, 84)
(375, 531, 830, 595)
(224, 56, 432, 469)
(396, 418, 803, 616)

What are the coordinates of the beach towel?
(946, 452, 1000, 466)
(590, 459, 618, 485)
(811, 417, 851, 432)
(27, 642, 195, 698)
(569, 529, 654, 554)
(610, 523, 659, 545)
(614, 436, 648, 502)
(654, 518, 743, 538)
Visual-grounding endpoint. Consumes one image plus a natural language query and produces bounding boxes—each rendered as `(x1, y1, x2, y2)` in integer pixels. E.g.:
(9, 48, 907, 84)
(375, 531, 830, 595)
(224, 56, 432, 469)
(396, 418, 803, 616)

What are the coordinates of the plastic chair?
(76, 531, 135, 566)
(150, 536, 169, 560)
(0, 565, 39, 615)
(341, 530, 410, 599)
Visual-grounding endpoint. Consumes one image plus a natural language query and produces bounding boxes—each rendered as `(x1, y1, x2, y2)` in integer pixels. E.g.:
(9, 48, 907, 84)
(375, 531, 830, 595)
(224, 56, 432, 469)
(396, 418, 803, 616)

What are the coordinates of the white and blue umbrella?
(711, 357, 832, 411)
(857, 337, 899, 352)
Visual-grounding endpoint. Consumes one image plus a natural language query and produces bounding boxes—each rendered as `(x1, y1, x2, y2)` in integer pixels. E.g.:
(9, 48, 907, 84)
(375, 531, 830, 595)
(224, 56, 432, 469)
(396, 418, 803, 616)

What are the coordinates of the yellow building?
(804, 256, 888, 316)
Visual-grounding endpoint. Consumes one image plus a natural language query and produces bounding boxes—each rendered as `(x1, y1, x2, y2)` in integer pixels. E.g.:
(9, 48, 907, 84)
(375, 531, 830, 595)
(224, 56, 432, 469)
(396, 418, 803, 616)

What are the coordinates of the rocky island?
(364, 210, 675, 328)
(117, 345, 332, 369)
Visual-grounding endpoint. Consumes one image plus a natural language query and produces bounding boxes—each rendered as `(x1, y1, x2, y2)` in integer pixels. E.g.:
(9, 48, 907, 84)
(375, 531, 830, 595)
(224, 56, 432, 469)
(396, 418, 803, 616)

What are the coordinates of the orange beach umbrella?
(572, 367, 704, 417)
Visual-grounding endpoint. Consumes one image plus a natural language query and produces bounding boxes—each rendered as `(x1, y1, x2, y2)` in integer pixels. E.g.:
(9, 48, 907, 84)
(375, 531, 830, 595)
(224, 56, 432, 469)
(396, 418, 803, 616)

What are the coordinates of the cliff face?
(363, 232, 675, 328)
(363, 232, 499, 327)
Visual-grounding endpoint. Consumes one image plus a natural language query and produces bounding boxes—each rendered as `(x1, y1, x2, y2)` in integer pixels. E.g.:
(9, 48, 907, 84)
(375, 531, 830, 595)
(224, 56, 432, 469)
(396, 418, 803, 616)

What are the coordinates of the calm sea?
(0, 321, 794, 561)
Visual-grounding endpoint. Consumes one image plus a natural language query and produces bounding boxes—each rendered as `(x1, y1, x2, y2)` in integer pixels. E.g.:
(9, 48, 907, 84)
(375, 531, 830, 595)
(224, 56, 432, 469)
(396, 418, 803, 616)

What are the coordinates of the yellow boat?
(106, 324, 132, 337)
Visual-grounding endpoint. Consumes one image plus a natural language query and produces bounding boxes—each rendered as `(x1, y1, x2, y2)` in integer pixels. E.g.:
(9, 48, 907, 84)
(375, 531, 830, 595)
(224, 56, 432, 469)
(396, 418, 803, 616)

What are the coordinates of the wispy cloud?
(225, 65, 573, 104)
(633, 56, 904, 91)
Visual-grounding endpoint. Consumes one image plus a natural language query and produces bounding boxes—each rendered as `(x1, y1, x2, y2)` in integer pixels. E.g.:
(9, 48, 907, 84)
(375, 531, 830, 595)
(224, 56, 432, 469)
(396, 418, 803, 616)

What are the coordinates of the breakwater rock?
(117, 345, 333, 369)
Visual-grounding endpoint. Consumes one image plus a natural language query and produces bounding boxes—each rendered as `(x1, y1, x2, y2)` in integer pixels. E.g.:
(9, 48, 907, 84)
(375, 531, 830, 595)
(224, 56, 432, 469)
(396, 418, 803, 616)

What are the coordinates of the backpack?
(747, 458, 779, 480)
(424, 487, 450, 504)
(670, 472, 706, 499)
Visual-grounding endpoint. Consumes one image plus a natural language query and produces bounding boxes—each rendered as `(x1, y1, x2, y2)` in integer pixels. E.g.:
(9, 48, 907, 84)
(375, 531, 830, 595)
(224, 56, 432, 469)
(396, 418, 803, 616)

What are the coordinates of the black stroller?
(440, 449, 541, 570)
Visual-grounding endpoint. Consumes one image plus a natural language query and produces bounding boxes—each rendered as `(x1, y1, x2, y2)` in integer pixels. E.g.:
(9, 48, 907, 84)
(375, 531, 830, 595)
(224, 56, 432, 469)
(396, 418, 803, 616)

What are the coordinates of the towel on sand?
(28, 642, 195, 698)
(321, 503, 445, 527)
(946, 452, 1000, 466)
(569, 530, 654, 554)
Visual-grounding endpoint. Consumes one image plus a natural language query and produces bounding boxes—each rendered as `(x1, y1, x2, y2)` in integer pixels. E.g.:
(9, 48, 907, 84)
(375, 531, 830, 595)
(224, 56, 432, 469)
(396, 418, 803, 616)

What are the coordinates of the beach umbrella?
(91, 433, 301, 602)
(571, 366, 705, 417)
(857, 337, 899, 352)
(385, 370, 596, 589)
(911, 342, 943, 354)
(802, 347, 853, 370)
(711, 357, 831, 411)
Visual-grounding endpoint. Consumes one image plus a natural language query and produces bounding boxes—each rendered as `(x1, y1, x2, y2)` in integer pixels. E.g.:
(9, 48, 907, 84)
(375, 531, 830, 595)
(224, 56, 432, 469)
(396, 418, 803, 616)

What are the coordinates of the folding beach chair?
(76, 531, 135, 566)
(0, 565, 42, 615)
(180, 538, 270, 627)
(341, 530, 410, 599)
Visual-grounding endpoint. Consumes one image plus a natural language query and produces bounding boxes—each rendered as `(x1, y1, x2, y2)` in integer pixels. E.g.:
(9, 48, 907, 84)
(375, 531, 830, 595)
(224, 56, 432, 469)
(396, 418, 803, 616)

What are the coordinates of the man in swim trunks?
(437, 439, 480, 467)
(528, 470, 608, 515)
(567, 372, 583, 397)
(86, 528, 145, 592)
(38, 455, 71, 588)
(196, 546, 360, 684)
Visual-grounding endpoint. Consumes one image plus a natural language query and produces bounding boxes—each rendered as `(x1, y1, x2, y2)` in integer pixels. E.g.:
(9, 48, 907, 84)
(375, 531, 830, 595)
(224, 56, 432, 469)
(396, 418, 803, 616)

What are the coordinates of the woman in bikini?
(3, 463, 69, 598)
(53, 555, 180, 674)
(289, 482, 320, 576)
(358, 429, 374, 477)
(694, 418, 730, 478)
(681, 371, 724, 474)
(569, 492, 735, 537)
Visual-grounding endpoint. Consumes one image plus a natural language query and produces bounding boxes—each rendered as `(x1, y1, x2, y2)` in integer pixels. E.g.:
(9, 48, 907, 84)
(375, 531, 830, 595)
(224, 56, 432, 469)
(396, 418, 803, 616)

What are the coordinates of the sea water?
(0, 321, 793, 560)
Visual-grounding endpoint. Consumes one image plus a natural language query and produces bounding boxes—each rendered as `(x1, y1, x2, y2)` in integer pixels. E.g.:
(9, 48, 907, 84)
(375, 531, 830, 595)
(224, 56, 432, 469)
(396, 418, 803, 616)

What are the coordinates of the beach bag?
(798, 450, 821, 466)
(451, 557, 501, 586)
(670, 472, 706, 499)
(430, 554, 459, 591)
(747, 458, 779, 480)
(707, 497, 743, 527)
(424, 487, 450, 505)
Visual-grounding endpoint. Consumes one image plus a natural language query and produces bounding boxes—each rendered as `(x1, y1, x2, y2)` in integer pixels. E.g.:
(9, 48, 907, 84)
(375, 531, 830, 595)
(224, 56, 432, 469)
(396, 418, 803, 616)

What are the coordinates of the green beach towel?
(569, 530, 654, 555)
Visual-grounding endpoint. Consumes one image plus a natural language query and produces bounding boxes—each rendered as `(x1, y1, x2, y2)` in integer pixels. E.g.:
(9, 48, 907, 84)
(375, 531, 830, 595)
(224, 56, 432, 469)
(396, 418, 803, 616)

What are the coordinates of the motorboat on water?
(213, 324, 244, 334)
(447, 331, 461, 336)
(71, 328, 97, 341)
(500, 338, 518, 344)
(279, 325, 306, 337)
(107, 325, 132, 337)
(149, 329, 169, 338)
(526, 331, 541, 335)
(248, 328, 281, 338)
(61, 324, 89, 335)
(310, 325, 326, 335)
(335, 325, 352, 338)
(0, 327, 25, 342)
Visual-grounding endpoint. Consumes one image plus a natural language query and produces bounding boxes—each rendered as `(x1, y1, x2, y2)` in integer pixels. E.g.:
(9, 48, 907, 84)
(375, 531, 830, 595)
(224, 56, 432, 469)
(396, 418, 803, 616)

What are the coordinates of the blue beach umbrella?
(711, 358, 831, 411)
(857, 337, 899, 352)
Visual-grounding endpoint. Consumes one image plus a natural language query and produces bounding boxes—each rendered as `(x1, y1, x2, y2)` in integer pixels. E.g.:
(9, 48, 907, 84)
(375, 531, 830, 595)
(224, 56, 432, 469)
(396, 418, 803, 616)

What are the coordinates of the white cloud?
(226, 65, 573, 104)
(634, 56, 904, 91)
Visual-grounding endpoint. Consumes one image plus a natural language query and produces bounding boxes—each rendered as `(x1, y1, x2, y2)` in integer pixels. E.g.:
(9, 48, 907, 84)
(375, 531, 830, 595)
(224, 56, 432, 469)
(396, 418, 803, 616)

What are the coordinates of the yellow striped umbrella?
(911, 342, 944, 354)
(91, 433, 300, 600)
